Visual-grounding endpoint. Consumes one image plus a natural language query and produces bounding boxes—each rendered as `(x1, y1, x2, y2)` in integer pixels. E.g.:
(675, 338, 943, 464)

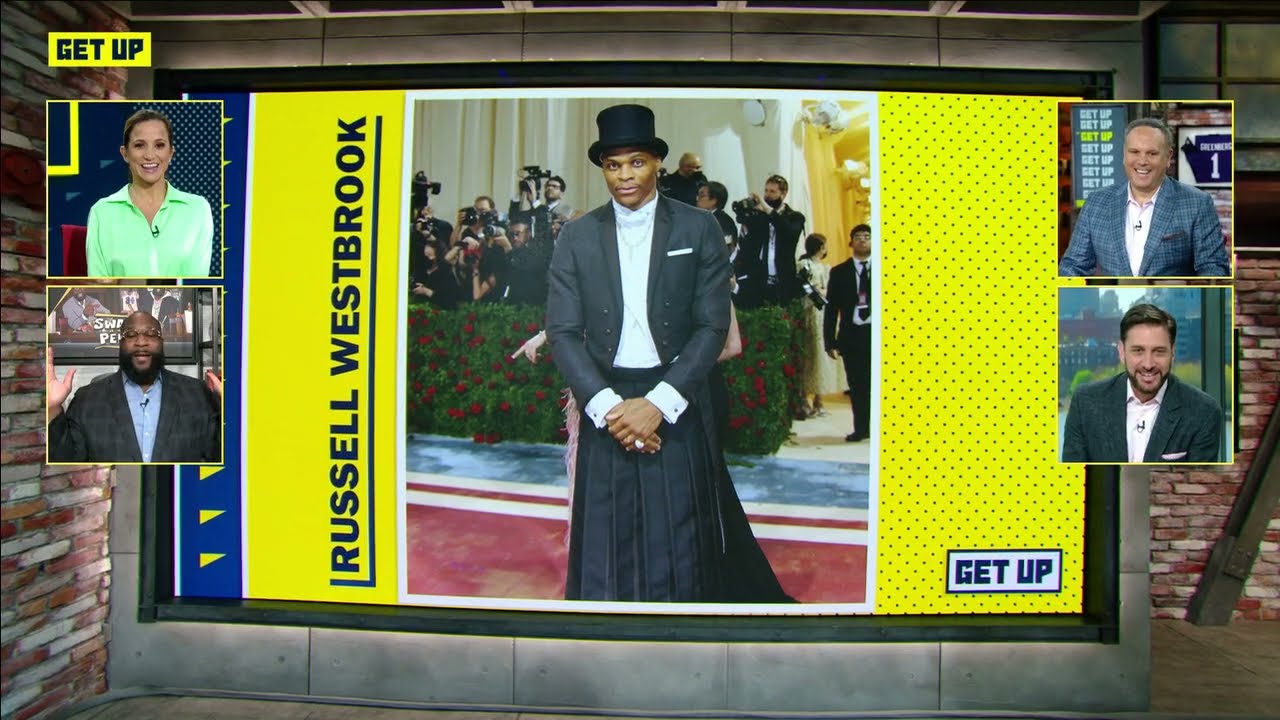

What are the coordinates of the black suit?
(501, 245, 549, 307)
(661, 172, 704, 207)
(825, 258, 872, 437)
(712, 208, 735, 244)
(48, 369, 221, 463)
(739, 204, 805, 306)
(547, 194, 784, 602)
(1061, 373, 1222, 463)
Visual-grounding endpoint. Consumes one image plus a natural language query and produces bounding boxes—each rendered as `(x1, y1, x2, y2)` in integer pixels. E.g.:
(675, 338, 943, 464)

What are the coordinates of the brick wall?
(1, 3, 128, 718)
(1165, 104, 1234, 249)
(1150, 255, 1280, 621)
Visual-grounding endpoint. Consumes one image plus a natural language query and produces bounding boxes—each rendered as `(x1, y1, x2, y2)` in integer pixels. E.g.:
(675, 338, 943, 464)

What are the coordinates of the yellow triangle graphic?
(223, 115, 232, 125)
(199, 553, 225, 568)
(199, 466, 221, 480)
(199, 510, 225, 524)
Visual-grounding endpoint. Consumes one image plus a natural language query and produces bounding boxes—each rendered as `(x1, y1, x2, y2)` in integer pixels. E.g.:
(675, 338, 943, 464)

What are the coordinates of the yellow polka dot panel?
(875, 93, 1083, 615)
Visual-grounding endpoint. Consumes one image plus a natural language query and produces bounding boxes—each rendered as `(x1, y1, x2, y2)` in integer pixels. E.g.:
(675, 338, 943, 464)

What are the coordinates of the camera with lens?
(657, 167, 707, 197)
(520, 165, 554, 194)
(462, 207, 503, 240)
(797, 266, 827, 310)
(411, 171, 442, 206)
(731, 197, 763, 222)
(412, 217, 437, 242)
(463, 207, 500, 227)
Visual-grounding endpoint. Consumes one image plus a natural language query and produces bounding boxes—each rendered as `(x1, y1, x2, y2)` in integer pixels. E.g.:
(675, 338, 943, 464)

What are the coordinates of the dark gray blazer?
(1059, 176, 1229, 278)
(48, 369, 222, 464)
(1061, 373, 1222, 463)
(546, 195, 730, 406)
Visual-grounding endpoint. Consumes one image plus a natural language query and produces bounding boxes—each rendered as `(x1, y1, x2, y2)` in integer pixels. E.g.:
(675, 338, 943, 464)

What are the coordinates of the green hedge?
(406, 300, 805, 455)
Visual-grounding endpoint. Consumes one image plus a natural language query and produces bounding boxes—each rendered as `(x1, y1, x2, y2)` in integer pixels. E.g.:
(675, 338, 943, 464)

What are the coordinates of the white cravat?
(1125, 378, 1167, 462)
(1124, 184, 1160, 276)
(582, 196, 688, 429)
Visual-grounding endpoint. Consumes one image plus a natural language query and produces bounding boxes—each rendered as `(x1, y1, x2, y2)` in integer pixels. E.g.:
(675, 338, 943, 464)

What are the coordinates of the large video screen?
(102, 82, 1233, 617)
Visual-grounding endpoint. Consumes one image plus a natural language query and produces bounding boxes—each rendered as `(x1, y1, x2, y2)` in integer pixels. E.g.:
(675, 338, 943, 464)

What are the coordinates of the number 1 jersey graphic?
(1181, 133, 1231, 184)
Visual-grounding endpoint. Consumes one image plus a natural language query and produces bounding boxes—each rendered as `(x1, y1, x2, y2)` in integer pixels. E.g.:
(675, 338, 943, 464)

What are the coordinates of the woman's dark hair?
(803, 233, 827, 258)
(703, 180, 728, 209)
(122, 109, 175, 147)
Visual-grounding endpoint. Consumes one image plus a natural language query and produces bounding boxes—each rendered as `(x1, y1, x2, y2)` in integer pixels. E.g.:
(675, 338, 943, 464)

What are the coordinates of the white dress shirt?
(583, 195, 689, 429)
(766, 220, 778, 283)
(1125, 377, 1168, 462)
(1124, 184, 1160, 276)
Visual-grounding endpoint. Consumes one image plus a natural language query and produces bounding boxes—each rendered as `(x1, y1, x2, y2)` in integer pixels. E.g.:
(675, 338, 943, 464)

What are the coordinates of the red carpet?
(404, 478, 867, 603)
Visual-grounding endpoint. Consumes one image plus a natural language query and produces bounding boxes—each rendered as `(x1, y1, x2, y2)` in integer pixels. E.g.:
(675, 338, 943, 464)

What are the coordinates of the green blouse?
(86, 182, 214, 277)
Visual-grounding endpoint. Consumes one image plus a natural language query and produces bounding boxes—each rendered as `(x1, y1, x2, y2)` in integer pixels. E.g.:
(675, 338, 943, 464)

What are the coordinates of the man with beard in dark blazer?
(546, 104, 788, 604)
(1061, 303, 1222, 463)
(738, 173, 806, 306)
(47, 311, 222, 463)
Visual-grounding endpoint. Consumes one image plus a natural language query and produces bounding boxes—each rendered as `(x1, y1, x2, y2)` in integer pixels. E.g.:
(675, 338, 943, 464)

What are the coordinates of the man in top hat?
(547, 104, 788, 603)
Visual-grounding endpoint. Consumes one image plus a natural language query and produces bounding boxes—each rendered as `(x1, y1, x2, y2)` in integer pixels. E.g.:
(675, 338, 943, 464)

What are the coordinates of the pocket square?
(1161, 231, 1187, 242)
(667, 247, 693, 257)
(1160, 451, 1188, 461)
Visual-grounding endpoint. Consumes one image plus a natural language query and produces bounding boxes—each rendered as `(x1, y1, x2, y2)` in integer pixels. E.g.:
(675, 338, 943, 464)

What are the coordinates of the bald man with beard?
(47, 311, 223, 463)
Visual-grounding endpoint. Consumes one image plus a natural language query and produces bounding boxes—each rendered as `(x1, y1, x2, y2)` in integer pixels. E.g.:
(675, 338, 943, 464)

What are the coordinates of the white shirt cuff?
(646, 382, 688, 425)
(584, 388, 625, 429)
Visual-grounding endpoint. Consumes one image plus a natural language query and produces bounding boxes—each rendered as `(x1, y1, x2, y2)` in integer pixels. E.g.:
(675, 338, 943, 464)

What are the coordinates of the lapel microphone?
(151, 224, 160, 238)
(1133, 219, 1142, 232)
(141, 397, 150, 411)
(1136, 420, 1146, 433)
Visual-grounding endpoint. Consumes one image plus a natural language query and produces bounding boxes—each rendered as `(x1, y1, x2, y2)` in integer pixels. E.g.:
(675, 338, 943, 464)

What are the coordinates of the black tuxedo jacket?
(546, 195, 730, 405)
(48, 369, 222, 463)
(739, 204, 806, 300)
(1061, 373, 1222, 463)
(824, 258, 870, 351)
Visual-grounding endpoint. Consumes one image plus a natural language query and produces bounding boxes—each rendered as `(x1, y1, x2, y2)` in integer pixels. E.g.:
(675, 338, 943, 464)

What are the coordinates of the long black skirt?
(566, 366, 791, 603)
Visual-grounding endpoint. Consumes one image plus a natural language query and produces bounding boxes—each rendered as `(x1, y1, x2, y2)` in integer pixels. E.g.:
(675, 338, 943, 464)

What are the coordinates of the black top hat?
(587, 104, 669, 167)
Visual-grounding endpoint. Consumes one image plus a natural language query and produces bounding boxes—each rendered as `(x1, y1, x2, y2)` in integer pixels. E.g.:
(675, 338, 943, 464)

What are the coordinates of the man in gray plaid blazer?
(47, 311, 222, 464)
(1059, 118, 1229, 278)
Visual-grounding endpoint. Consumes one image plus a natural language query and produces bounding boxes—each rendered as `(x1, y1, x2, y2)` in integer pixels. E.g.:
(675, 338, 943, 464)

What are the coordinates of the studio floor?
(58, 620, 1280, 718)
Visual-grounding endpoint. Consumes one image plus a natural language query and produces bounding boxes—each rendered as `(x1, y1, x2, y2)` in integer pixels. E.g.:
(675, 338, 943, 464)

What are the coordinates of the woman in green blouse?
(86, 109, 214, 277)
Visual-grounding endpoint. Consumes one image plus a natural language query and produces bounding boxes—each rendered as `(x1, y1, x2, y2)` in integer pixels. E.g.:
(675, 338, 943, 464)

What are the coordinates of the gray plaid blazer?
(1059, 177, 1229, 278)
(48, 369, 221, 464)
(1061, 373, 1222, 464)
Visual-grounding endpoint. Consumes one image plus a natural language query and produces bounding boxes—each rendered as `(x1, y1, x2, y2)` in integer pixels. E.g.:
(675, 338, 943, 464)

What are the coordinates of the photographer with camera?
(449, 195, 508, 246)
(736, 174, 806, 307)
(410, 170, 442, 208)
(660, 152, 706, 207)
(445, 196, 511, 304)
(498, 221, 548, 307)
(410, 239, 461, 310)
(797, 233, 836, 419)
(510, 167, 574, 245)
(695, 180, 736, 244)
(695, 180, 754, 305)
